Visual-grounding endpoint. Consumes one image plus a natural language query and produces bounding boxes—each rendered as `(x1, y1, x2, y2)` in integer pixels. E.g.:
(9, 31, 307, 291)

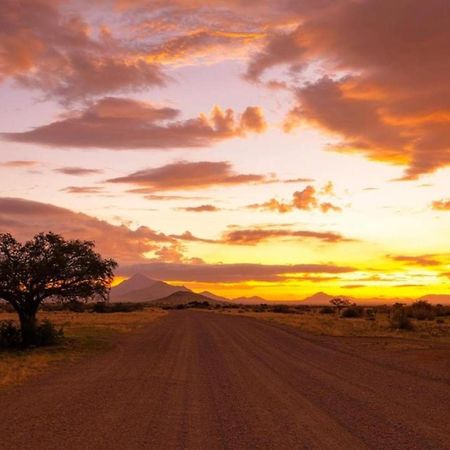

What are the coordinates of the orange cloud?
(249, 184, 342, 214)
(0, 160, 38, 168)
(3, 98, 266, 149)
(0, 0, 166, 101)
(178, 205, 220, 212)
(388, 254, 444, 267)
(247, 0, 450, 178)
(108, 161, 267, 191)
(432, 199, 450, 211)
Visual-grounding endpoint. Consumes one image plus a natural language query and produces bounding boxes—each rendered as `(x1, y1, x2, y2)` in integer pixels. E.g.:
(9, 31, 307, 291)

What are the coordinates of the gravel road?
(0, 311, 449, 450)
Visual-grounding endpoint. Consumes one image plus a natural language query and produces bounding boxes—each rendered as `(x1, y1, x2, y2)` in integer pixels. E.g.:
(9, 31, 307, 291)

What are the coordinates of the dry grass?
(224, 310, 450, 343)
(0, 308, 166, 390)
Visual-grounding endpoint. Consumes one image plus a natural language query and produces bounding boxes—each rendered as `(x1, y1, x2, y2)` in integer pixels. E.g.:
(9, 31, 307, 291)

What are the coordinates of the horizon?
(1, 0, 449, 301)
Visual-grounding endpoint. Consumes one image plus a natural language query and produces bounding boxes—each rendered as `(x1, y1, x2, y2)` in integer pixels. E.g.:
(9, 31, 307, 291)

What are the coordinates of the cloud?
(249, 183, 342, 214)
(54, 167, 103, 176)
(3, 97, 266, 149)
(170, 231, 217, 244)
(220, 227, 350, 245)
(388, 254, 444, 267)
(0, 160, 38, 168)
(248, 199, 293, 213)
(61, 186, 105, 194)
(432, 199, 450, 211)
(0, 0, 166, 101)
(247, 0, 450, 178)
(108, 160, 267, 191)
(118, 261, 356, 283)
(172, 226, 352, 246)
(0, 197, 174, 264)
(178, 205, 220, 212)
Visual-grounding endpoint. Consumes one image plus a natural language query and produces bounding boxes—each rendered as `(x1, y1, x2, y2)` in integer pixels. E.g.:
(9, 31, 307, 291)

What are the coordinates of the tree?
(0, 232, 117, 346)
(330, 297, 352, 313)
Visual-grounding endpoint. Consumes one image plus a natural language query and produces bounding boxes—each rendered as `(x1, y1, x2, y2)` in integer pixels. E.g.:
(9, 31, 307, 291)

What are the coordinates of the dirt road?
(0, 311, 449, 450)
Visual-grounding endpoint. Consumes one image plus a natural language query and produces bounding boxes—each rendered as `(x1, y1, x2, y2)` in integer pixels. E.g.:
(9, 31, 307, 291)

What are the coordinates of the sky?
(0, 0, 449, 300)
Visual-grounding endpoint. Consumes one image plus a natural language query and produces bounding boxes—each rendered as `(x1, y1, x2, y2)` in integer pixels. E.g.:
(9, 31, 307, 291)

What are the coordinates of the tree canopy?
(0, 232, 117, 345)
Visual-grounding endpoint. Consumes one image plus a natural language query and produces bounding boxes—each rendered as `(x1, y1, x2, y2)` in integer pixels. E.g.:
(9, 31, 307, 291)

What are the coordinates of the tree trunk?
(18, 309, 38, 347)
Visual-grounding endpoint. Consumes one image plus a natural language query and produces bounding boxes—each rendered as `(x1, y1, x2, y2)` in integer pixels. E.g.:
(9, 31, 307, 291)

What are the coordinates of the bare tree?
(0, 233, 117, 346)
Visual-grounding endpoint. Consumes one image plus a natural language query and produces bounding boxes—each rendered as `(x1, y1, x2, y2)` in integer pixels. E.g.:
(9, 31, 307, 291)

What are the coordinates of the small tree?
(330, 297, 352, 314)
(0, 232, 117, 346)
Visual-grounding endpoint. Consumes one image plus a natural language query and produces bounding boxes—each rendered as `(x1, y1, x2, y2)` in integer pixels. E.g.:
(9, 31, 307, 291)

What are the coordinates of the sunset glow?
(1, 0, 449, 301)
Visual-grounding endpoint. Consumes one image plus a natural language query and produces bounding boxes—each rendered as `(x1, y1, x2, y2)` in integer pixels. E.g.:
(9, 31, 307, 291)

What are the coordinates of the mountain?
(418, 294, 450, 305)
(150, 291, 229, 306)
(232, 295, 269, 304)
(301, 291, 334, 305)
(111, 274, 191, 303)
(200, 291, 230, 302)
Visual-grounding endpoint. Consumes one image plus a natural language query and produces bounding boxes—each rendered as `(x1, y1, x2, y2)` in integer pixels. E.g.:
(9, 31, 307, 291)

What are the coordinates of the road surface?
(0, 311, 449, 449)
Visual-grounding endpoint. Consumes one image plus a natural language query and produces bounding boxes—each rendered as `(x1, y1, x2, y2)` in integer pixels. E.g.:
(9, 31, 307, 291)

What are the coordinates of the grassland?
(221, 308, 450, 343)
(0, 308, 166, 389)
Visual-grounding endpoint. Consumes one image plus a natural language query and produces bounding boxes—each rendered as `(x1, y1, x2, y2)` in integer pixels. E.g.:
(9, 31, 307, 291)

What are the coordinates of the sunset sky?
(1, 0, 449, 300)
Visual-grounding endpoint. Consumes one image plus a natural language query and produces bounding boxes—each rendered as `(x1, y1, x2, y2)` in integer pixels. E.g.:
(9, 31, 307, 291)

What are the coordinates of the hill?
(150, 291, 229, 306)
(301, 292, 334, 305)
(200, 291, 231, 303)
(232, 295, 269, 304)
(111, 274, 191, 303)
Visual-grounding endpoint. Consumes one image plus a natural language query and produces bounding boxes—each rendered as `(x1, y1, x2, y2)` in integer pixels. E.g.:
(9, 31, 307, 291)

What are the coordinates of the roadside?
(0, 308, 166, 390)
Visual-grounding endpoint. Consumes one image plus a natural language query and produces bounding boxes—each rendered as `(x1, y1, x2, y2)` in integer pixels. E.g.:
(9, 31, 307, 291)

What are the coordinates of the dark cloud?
(178, 205, 220, 212)
(108, 160, 267, 191)
(118, 261, 356, 283)
(61, 186, 105, 194)
(3, 97, 266, 149)
(0, 197, 173, 263)
(54, 167, 103, 176)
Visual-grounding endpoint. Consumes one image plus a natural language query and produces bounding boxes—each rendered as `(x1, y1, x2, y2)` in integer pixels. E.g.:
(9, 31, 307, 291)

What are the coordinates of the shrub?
(390, 306, 413, 330)
(92, 302, 144, 313)
(341, 306, 364, 318)
(35, 320, 64, 346)
(272, 305, 291, 313)
(319, 306, 334, 314)
(0, 320, 63, 348)
(409, 300, 435, 321)
(0, 321, 22, 348)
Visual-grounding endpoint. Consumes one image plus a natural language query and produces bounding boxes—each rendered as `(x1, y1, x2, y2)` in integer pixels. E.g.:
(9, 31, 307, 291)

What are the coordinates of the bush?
(92, 302, 144, 313)
(341, 306, 364, 318)
(0, 319, 63, 348)
(272, 305, 291, 313)
(36, 320, 64, 346)
(408, 300, 435, 321)
(390, 306, 413, 330)
(319, 306, 334, 314)
(0, 321, 22, 348)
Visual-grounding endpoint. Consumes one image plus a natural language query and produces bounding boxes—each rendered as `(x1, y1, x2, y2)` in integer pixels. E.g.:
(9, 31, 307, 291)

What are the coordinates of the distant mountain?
(111, 274, 191, 303)
(232, 295, 269, 304)
(418, 294, 450, 305)
(150, 291, 229, 306)
(301, 292, 334, 305)
(200, 291, 230, 302)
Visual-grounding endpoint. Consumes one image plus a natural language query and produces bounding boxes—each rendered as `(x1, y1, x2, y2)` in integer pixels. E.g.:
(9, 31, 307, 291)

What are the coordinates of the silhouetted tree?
(330, 297, 352, 313)
(0, 233, 117, 346)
